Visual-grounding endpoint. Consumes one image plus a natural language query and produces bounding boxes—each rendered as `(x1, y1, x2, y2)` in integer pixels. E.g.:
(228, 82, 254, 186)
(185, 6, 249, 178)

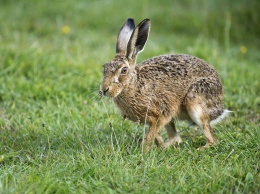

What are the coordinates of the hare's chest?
(113, 95, 153, 124)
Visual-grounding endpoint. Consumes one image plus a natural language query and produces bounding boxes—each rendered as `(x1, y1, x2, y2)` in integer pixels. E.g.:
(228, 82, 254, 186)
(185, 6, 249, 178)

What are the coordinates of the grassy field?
(0, 0, 259, 193)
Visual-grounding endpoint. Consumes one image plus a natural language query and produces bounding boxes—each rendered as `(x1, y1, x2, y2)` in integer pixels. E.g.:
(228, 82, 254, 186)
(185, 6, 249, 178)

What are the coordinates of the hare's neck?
(113, 73, 140, 122)
(113, 71, 138, 108)
(122, 71, 138, 96)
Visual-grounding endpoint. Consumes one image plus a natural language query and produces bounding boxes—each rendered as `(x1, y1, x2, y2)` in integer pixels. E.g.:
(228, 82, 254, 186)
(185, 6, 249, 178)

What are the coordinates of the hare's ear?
(116, 18, 135, 55)
(126, 18, 150, 60)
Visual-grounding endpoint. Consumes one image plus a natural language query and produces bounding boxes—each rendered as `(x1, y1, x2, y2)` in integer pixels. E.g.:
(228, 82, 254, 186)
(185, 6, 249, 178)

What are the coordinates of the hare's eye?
(121, 67, 128, 74)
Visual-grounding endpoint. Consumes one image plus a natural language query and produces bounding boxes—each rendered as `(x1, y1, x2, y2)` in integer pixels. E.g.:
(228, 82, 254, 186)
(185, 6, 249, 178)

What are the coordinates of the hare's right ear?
(126, 19, 150, 61)
(116, 18, 135, 55)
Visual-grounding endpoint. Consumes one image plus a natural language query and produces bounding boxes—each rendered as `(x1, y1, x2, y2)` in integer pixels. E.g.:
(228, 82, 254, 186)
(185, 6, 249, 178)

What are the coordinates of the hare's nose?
(103, 88, 109, 95)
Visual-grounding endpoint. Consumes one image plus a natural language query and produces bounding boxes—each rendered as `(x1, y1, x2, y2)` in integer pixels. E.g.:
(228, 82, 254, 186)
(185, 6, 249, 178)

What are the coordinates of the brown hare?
(100, 18, 230, 150)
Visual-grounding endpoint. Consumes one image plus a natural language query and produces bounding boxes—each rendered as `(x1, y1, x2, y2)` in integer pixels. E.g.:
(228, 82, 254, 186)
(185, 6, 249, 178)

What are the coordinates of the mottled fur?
(100, 18, 230, 150)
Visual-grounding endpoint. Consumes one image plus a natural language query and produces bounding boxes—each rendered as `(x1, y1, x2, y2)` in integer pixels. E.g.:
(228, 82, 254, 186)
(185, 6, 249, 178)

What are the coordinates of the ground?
(0, 0, 259, 193)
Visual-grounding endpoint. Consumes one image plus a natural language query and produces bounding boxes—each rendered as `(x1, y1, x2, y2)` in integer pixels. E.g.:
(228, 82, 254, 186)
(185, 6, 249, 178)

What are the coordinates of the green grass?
(0, 0, 260, 193)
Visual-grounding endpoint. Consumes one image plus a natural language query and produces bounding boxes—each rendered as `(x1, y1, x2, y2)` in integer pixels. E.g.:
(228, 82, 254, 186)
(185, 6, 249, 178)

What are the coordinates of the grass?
(0, 0, 260, 193)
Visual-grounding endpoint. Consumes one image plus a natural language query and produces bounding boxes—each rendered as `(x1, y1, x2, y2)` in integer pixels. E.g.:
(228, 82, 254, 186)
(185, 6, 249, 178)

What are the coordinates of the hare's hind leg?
(186, 102, 218, 147)
(164, 120, 182, 148)
(184, 95, 219, 148)
(184, 77, 223, 147)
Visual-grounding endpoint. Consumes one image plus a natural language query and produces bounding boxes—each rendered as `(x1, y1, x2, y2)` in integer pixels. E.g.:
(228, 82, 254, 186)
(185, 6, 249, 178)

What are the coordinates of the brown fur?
(100, 18, 229, 150)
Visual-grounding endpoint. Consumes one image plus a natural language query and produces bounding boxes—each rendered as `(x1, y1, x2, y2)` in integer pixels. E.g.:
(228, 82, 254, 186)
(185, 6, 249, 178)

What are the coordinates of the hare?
(100, 18, 230, 150)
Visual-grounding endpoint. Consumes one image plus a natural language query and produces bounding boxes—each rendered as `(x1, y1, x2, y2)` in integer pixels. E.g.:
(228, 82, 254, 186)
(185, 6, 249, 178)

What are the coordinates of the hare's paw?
(197, 141, 218, 150)
(164, 135, 183, 149)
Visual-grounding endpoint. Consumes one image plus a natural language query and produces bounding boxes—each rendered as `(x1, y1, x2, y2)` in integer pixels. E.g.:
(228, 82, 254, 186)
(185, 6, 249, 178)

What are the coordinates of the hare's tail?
(210, 109, 233, 126)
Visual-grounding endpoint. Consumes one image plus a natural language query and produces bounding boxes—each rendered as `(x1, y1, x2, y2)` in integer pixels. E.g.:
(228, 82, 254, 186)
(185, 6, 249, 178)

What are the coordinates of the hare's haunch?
(100, 18, 231, 150)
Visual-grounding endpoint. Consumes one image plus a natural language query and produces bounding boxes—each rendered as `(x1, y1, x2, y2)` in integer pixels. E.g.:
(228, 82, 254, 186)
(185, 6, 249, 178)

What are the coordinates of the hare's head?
(100, 18, 150, 97)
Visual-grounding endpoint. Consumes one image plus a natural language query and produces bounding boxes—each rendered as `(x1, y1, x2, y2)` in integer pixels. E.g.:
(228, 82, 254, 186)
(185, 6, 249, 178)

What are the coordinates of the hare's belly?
(114, 95, 189, 124)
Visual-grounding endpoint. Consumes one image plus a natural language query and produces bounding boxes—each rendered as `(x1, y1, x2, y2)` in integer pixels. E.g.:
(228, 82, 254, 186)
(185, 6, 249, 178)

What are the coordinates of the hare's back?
(138, 54, 218, 79)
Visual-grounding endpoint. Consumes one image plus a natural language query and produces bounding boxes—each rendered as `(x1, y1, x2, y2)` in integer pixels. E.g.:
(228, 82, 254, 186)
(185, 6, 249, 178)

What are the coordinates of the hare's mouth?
(100, 87, 122, 98)
(107, 89, 122, 98)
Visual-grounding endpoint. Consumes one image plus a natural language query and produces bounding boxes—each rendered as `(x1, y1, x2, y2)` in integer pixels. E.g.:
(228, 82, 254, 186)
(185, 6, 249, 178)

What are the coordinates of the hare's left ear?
(116, 18, 135, 55)
(126, 19, 150, 60)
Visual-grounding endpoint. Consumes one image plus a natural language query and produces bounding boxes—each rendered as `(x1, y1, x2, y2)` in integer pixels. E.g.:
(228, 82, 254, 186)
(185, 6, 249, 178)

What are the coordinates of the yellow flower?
(240, 45, 247, 54)
(62, 25, 71, 34)
(0, 155, 4, 162)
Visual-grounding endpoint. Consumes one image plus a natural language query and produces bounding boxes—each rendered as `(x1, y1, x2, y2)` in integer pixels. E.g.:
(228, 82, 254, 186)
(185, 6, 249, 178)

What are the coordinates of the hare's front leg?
(164, 120, 182, 148)
(143, 120, 165, 151)
(142, 127, 154, 151)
